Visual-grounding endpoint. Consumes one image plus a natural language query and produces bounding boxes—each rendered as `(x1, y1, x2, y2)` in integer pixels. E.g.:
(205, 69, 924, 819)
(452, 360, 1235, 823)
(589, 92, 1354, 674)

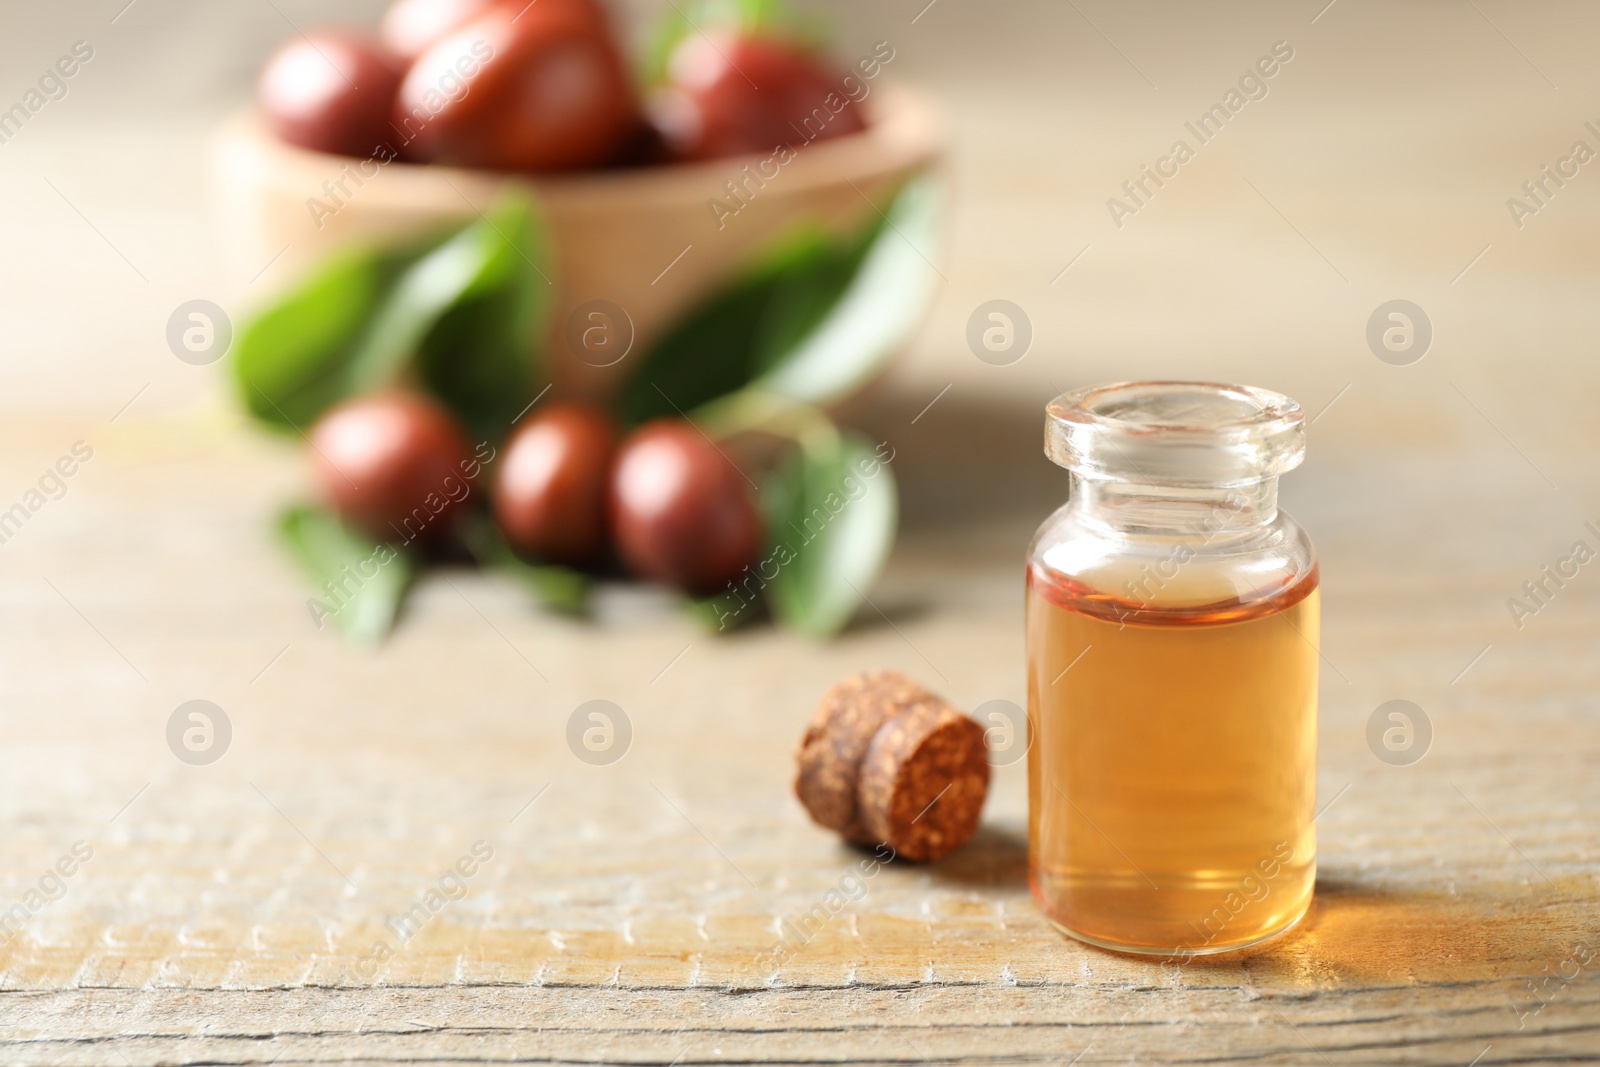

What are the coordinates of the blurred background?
(1, 0, 1597, 1050)
(6, 0, 1597, 491)
(4, 1, 1594, 659)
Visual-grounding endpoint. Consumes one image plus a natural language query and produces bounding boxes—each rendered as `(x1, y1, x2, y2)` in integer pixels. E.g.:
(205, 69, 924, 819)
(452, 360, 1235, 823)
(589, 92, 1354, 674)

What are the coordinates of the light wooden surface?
(2, 416, 1597, 1064)
(3, 1, 1600, 1063)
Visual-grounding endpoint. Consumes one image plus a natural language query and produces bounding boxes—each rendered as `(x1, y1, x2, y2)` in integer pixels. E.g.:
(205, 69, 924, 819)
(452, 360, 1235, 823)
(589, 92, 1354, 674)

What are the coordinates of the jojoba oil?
(1027, 382, 1320, 955)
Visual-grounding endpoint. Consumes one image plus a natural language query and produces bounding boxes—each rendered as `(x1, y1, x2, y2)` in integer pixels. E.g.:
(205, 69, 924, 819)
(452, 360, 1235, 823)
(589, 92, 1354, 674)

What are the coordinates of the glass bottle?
(1026, 381, 1319, 956)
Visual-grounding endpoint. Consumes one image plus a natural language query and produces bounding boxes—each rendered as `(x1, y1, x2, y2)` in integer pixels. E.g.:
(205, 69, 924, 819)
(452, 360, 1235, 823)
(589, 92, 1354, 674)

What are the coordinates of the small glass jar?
(1026, 381, 1319, 956)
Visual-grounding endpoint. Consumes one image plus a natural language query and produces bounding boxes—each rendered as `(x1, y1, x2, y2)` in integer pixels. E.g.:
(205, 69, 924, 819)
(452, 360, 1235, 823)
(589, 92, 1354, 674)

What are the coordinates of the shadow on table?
(844, 385, 1066, 531)
(922, 823, 1029, 888)
(834, 594, 935, 636)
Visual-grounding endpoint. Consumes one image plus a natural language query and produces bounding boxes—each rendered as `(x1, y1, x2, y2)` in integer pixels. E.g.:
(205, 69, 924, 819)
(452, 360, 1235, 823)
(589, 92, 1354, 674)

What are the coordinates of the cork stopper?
(794, 670, 990, 862)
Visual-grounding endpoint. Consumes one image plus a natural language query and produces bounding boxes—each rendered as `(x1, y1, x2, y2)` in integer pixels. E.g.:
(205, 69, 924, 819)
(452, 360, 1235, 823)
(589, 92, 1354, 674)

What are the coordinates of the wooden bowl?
(209, 85, 942, 401)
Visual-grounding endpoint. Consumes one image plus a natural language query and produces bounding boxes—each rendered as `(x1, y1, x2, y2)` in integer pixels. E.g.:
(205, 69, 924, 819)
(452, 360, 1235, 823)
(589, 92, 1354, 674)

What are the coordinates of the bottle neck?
(1068, 474, 1280, 540)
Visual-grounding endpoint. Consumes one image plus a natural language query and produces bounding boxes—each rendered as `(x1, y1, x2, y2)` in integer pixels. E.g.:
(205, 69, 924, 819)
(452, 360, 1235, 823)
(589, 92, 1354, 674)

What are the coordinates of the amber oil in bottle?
(1026, 382, 1320, 956)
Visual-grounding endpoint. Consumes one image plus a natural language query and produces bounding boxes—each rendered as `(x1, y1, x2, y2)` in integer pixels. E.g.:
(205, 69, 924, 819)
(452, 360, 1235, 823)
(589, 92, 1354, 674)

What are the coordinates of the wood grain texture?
(0, 416, 1595, 1063)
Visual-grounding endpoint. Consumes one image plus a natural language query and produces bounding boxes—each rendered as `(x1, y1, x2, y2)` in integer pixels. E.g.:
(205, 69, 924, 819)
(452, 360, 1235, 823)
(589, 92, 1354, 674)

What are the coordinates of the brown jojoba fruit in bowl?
(650, 32, 865, 162)
(608, 420, 764, 594)
(394, 0, 639, 170)
(492, 402, 618, 566)
(258, 31, 404, 157)
(309, 392, 473, 542)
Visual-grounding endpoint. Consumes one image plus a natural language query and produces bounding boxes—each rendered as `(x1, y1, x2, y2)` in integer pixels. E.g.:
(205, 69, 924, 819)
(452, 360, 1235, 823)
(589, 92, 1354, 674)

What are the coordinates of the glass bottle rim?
(1045, 380, 1306, 488)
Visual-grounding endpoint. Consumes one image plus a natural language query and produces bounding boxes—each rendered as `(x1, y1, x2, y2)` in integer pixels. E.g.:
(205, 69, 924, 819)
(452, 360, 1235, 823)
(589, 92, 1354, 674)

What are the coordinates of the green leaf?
(232, 246, 403, 430)
(416, 191, 552, 442)
(619, 228, 829, 424)
(755, 174, 941, 404)
(232, 189, 550, 439)
(761, 430, 897, 638)
(461, 514, 591, 615)
(747, 229, 864, 378)
(278, 505, 414, 645)
(618, 176, 940, 425)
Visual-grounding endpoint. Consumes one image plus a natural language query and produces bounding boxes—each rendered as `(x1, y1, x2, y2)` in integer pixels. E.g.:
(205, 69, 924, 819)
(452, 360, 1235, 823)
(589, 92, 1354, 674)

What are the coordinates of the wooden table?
(2, 1, 1599, 1062)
